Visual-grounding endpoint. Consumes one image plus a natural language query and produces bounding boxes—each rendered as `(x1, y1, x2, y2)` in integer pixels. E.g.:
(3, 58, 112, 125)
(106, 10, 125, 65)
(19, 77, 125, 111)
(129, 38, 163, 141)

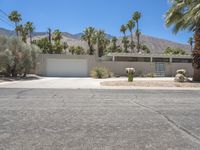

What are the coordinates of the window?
(152, 58, 170, 62)
(172, 58, 192, 63)
(115, 57, 150, 62)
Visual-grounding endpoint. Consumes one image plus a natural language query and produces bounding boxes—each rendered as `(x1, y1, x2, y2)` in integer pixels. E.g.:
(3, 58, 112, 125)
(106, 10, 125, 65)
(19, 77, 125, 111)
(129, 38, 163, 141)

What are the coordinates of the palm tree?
(127, 20, 135, 53)
(120, 25, 127, 37)
(52, 29, 62, 43)
(122, 37, 129, 53)
(16, 24, 28, 43)
(165, 0, 200, 81)
(8, 11, 22, 37)
(188, 37, 194, 52)
(133, 11, 141, 53)
(25, 22, 35, 43)
(95, 30, 109, 57)
(81, 27, 96, 55)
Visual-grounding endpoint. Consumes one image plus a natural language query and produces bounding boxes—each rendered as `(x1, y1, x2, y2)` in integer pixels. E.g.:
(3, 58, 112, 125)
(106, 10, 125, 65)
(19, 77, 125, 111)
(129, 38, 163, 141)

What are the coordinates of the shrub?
(176, 69, 186, 76)
(126, 68, 135, 82)
(90, 67, 113, 79)
(0, 36, 40, 77)
(174, 74, 186, 82)
(164, 47, 187, 55)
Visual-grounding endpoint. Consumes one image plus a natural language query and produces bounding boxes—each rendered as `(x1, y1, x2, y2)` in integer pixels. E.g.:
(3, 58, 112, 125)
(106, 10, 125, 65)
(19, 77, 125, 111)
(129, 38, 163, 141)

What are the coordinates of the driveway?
(0, 88, 200, 149)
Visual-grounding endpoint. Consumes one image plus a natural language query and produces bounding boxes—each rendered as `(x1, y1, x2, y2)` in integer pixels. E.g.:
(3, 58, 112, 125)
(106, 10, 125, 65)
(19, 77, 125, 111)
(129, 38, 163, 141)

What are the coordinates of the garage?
(46, 59, 88, 77)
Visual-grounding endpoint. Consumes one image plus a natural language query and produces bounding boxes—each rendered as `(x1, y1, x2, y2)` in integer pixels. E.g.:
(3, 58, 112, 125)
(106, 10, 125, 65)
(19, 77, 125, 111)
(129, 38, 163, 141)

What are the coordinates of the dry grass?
(101, 80, 200, 88)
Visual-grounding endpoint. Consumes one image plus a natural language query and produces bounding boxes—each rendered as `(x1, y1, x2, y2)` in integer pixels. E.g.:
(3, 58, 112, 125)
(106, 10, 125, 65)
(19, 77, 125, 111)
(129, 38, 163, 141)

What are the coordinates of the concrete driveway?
(0, 88, 200, 149)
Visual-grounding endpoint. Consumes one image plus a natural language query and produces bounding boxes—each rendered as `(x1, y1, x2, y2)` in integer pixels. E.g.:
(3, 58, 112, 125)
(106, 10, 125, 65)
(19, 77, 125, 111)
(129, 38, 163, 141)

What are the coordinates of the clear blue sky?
(0, 0, 192, 44)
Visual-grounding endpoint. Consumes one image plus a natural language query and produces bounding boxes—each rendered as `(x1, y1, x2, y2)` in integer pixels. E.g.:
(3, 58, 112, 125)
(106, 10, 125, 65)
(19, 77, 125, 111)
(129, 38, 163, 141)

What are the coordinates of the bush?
(126, 68, 135, 82)
(90, 67, 113, 79)
(0, 36, 40, 77)
(176, 69, 186, 76)
(175, 74, 186, 82)
(164, 47, 187, 55)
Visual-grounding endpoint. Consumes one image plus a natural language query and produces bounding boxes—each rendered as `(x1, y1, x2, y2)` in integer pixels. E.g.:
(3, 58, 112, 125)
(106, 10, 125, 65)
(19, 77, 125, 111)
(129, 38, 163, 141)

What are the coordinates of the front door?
(155, 63, 165, 77)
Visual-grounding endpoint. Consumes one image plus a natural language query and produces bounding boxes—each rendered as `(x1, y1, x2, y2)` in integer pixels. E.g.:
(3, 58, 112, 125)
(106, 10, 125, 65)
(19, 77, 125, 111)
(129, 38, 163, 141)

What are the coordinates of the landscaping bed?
(0, 75, 41, 83)
(101, 80, 200, 88)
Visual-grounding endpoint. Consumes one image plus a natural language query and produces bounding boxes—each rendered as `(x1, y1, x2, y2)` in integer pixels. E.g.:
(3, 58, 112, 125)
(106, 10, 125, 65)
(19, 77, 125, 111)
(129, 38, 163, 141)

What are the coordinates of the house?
(36, 53, 193, 77)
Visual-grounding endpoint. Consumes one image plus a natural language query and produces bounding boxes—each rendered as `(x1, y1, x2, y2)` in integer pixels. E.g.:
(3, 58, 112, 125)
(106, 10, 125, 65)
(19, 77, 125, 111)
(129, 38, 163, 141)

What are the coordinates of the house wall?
(36, 54, 193, 77)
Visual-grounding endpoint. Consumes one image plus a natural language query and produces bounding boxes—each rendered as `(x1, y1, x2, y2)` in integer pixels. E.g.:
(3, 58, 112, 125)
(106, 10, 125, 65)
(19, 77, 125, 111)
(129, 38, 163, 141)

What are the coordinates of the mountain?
(0, 27, 190, 54)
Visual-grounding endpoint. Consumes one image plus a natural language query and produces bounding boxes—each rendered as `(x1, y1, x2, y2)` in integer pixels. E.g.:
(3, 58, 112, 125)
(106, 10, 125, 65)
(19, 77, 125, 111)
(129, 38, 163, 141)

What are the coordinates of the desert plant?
(175, 74, 186, 83)
(126, 68, 135, 82)
(90, 67, 113, 79)
(176, 69, 187, 76)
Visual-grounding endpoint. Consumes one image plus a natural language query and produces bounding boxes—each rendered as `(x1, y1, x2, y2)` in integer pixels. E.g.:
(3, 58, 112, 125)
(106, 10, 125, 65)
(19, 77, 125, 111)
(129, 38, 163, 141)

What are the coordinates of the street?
(0, 88, 200, 149)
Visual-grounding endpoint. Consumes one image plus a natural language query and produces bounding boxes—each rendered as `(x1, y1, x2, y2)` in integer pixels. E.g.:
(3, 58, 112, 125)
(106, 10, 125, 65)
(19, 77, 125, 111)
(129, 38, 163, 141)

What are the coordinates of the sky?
(0, 0, 193, 44)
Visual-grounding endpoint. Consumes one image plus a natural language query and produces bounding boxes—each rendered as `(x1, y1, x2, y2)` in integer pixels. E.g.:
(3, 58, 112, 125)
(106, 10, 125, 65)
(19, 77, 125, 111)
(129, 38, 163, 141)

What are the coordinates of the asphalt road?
(0, 88, 200, 150)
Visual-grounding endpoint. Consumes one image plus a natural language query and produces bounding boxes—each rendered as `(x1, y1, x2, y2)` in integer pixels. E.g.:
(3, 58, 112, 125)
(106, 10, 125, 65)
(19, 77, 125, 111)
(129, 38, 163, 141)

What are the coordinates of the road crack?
(16, 89, 33, 99)
(130, 97, 200, 144)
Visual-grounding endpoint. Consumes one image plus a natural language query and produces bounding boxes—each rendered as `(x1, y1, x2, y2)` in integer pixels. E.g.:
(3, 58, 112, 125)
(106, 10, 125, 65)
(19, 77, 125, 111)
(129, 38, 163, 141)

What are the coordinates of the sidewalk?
(0, 77, 199, 90)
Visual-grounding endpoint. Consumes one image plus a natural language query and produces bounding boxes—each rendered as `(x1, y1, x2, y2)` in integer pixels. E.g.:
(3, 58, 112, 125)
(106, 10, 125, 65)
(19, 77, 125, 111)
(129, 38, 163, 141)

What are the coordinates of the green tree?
(25, 22, 35, 43)
(95, 30, 110, 57)
(141, 45, 150, 54)
(8, 11, 22, 37)
(81, 27, 96, 55)
(165, 0, 200, 81)
(127, 20, 135, 53)
(52, 29, 63, 43)
(133, 11, 141, 53)
(188, 37, 194, 52)
(122, 37, 129, 53)
(0, 36, 40, 77)
(69, 46, 85, 55)
(164, 47, 186, 55)
(120, 25, 127, 37)
(32, 38, 52, 53)
(107, 37, 121, 53)
(17, 25, 28, 43)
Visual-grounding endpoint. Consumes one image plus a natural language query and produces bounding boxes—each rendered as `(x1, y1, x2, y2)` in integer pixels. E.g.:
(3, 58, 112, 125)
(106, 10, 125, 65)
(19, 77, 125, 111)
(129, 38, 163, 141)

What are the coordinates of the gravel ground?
(101, 80, 200, 88)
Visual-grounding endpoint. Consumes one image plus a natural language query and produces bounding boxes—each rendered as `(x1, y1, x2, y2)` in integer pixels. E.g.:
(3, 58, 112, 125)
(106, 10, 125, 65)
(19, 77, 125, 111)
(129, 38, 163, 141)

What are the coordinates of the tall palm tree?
(16, 24, 28, 43)
(127, 20, 135, 53)
(95, 30, 109, 57)
(165, 0, 200, 81)
(120, 25, 127, 37)
(81, 27, 96, 55)
(133, 11, 141, 53)
(25, 22, 35, 43)
(8, 11, 22, 37)
(52, 29, 62, 43)
(188, 37, 194, 52)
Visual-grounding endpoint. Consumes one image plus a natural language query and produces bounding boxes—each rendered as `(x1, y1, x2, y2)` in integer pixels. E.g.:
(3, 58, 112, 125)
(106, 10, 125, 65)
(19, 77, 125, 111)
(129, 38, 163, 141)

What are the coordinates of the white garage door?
(46, 59, 88, 77)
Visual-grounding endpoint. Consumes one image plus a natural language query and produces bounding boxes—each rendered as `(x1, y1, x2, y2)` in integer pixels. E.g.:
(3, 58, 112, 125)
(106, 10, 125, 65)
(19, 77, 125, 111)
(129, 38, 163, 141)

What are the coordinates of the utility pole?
(47, 28, 52, 44)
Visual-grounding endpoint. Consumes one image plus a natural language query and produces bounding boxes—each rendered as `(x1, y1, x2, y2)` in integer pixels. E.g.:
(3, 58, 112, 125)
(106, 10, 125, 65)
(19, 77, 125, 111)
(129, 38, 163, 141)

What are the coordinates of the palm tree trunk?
(130, 30, 134, 53)
(15, 22, 19, 37)
(193, 68, 200, 81)
(136, 21, 140, 53)
(29, 32, 32, 43)
(192, 27, 200, 81)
